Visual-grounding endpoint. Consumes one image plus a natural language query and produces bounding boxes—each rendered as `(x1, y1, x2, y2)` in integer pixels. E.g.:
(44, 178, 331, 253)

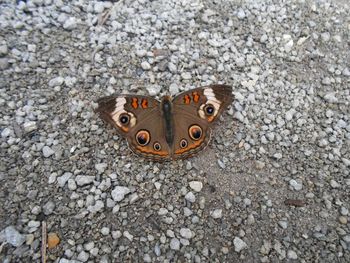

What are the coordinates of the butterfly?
(96, 84, 233, 161)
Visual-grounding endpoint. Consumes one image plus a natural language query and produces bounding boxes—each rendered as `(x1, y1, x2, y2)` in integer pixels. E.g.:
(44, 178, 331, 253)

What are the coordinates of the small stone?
(23, 121, 37, 133)
(189, 181, 203, 192)
(158, 208, 168, 215)
(339, 216, 348, 224)
(180, 228, 192, 239)
(233, 237, 247, 252)
(94, 2, 105, 13)
(48, 233, 60, 249)
(185, 191, 196, 203)
(169, 83, 179, 95)
(285, 109, 295, 121)
(342, 158, 350, 166)
(322, 77, 332, 85)
(0, 44, 8, 55)
(141, 61, 151, 70)
(43, 200, 55, 215)
(324, 93, 338, 103)
(237, 9, 246, 19)
(136, 49, 147, 57)
(67, 179, 77, 190)
(1, 226, 25, 247)
(42, 146, 55, 157)
(284, 40, 294, 53)
(340, 207, 349, 216)
(112, 230, 122, 239)
(330, 179, 340, 188)
(101, 227, 110, 236)
(289, 179, 303, 191)
(0, 58, 8, 69)
(95, 163, 107, 174)
(111, 186, 130, 202)
(75, 175, 95, 186)
(1, 127, 12, 138)
(321, 32, 330, 42)
(57, 172, 72, 187)
(84, 241, 94, 250)
(287, 250, 298, 259)
(123, 231, 133, 241)
(170, 238, 180, 250)
(48, 76, 64, 87)
(63, 17, 77, 30)
(181, 72, 191, 80)
(168, 63, 177, 73)
(210, 209, 222, 219)
(77, 251, 89, 262)
(146, 85, 161, 96)
(278, 220, 288, 229)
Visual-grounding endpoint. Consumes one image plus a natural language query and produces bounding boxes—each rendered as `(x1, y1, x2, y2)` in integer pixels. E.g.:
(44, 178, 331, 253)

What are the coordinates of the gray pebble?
(77, 251, 89, 262)
(48, 76, 64, 87)
(95, 163, 107, 174)
(233, 237, 247, 252)
(111, 186, 130, 202)
(43, 200, 55, 215)
(185, 191, 196, 203)
(287, 250, 298, 259)
(75, 175, 95, 186)
(42, 146, 55, 158)
(170, 238, 180, 250)
(1, 226, 25, 247)
(180, 228, 192, 239)
(289, 179, 303, 191)
(57, 172, 72, 187)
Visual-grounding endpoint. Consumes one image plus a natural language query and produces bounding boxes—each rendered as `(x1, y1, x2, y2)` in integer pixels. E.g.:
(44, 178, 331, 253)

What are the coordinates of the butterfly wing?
(96, 95, 171, 161)
(171, 85, 233, 159)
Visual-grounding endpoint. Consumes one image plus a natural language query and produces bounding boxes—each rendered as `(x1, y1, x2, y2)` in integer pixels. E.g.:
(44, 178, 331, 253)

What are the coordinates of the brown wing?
(171, 85, 233, 159)
(96, 95, 171, 161)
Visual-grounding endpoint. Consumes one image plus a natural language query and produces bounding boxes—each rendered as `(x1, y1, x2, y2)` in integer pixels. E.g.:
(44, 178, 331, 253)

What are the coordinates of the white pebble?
(189, 181, 203, 192)
(141, 61, 151, 70)
(287, 250, 298, 259)
(63, 17, 77, 30)
(123, 231, 133, 241)
(210, 209, 222, 219)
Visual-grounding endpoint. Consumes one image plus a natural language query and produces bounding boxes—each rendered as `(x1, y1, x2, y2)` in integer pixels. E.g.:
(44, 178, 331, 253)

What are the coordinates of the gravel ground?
(0, 0, 349, 262)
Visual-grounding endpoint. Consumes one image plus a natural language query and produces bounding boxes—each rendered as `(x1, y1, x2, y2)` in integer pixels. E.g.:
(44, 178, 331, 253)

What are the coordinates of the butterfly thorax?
(161, 96, 174, 146)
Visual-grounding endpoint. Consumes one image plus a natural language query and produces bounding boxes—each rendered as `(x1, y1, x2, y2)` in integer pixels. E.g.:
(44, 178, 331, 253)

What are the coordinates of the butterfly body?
(96, 85, 233, 161)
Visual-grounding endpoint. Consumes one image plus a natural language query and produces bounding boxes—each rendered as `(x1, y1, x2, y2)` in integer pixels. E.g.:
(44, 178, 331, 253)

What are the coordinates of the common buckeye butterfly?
(96, 85, 233, 161)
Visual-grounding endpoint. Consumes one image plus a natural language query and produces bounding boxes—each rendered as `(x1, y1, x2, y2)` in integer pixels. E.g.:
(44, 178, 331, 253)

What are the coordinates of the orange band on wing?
(136, 146, 169, 156)
(141, 99, 148, 109)
(192, 92, 200, 103)
(131, 98, 138, 109)
(175, 137, 204, 155)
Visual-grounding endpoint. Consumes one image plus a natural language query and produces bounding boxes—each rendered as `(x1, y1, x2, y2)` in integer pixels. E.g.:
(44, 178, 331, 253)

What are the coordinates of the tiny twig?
(41, 221, 47, 263)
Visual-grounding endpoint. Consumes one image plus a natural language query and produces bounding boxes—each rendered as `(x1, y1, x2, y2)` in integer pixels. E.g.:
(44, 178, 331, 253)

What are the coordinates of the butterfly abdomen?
(161, 96, 174, 147)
